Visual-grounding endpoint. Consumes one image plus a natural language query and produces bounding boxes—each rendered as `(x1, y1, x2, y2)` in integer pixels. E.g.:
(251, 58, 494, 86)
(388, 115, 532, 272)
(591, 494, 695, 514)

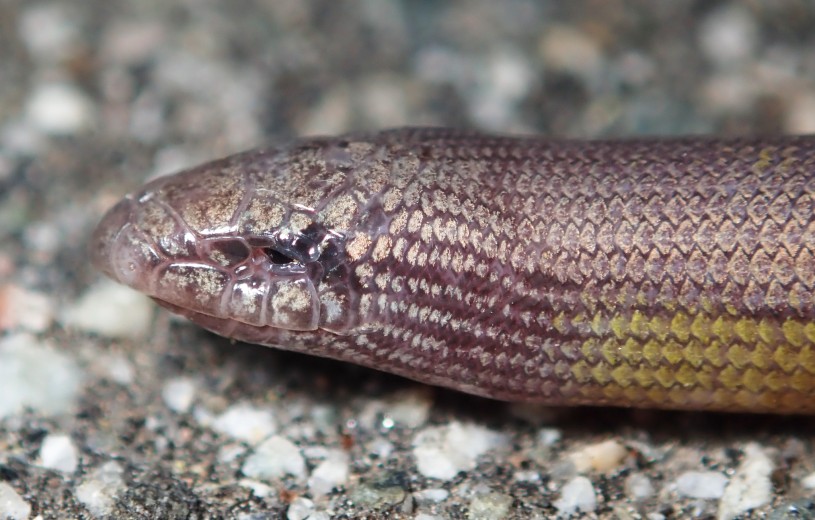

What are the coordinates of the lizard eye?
(263, 247, 296, 265)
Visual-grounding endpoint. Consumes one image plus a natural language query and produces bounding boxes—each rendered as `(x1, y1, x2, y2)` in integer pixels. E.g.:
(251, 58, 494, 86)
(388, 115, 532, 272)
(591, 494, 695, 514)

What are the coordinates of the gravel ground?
(2, 1, 815, 519)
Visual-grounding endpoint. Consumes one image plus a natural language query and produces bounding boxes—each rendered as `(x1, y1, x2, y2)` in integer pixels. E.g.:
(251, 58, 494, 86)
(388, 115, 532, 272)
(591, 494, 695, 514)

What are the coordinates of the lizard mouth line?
(151, 297, 257, 335)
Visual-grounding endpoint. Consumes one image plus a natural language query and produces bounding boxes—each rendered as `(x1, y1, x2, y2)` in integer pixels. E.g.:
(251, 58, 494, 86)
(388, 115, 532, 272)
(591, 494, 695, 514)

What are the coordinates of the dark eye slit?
(263, 247, 295, 265)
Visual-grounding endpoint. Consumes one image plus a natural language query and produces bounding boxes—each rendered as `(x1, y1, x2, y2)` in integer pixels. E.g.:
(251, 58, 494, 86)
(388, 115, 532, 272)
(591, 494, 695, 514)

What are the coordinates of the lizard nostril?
(206, 239, 251, 267)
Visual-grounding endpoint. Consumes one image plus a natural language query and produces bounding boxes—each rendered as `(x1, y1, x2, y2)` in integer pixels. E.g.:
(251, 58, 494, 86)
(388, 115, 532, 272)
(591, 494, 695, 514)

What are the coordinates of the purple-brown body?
(92, 128, 815, 413)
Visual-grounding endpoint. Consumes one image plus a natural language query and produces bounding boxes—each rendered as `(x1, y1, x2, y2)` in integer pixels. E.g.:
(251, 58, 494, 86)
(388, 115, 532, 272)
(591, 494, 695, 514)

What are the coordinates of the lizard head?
(91, 137, 395, 337)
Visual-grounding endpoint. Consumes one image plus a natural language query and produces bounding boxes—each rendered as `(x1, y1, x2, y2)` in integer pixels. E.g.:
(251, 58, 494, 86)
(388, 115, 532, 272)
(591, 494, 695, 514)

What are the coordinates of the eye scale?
(92, 127, 815, 413)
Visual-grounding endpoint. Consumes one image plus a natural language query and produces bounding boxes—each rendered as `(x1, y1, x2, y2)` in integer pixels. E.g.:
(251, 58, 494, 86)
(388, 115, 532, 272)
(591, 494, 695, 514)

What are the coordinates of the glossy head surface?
(91, 138, 387, 335)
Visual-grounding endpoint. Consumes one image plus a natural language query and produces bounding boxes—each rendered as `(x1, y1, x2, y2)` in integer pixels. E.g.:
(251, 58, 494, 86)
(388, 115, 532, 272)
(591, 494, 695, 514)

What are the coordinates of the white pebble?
(242, 435, 306, 480)
(0, 483, 31, 520)
(698, 5, 757, 65)
(0, 284, 54, 332)
(1, 120, 44, 155)
(554, 476, 597, 516)
(514, 470, 541, 483)
(676, 471, 728, 499)
(0, 333, 82, 418)
(211, 403, 276, 444)
(38, 433, 79, 473)
(625, 473, 655, 501)
(414, 488, 450, 503)
(19, 4, 80, 61)
(25, 82, 95, 135)
(386, 390, 433, 428)
(801, 470, 815, 489)
(412, 422, 508, 480)
(238, 479, 274, 498)
(367, 438, 394, 459)
(301, 445, 330, 460)
(286, 497, 316, 520)
(470, 48, 534, 130)
(717, 444, 773, 520)
(100, 353, 135, 385)
(161, 377, 197, 413)
(308, 450, 350, 497)
(569, 439, 628, 473)
(217, 444, 246, 464)
(62, 280, 153, 339)
(537, 427, 562, 446)
(75, 461, 125, 517)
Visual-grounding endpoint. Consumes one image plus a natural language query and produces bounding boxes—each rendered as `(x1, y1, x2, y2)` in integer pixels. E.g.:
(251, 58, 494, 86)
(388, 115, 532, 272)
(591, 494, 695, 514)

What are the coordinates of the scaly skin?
(92, 128, 815, 413)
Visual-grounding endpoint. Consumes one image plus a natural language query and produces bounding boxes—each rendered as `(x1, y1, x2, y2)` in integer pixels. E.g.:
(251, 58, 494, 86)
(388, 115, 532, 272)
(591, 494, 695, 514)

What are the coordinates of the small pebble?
(0, 284, 53, 332)
(412, 422, 508, 480)
(161, 377, 197, 413)
(238, 479, 274, 498)
(241, 435, 306, 480)
(99, 353, 135, 385)
(718, 443, 773, 520)
(624, 473, 654, 501)
(308, 450, 350, 496)
(0, 483, 31, 520)
(62, 281, 153, 339)
(302, 445, 330, 460)
(468, 491, 513, 520)
(0, 333, 82, 418)
(310, 405, 339, 435)
(286, 497, 317, 520)
(217, 444, 246, 464)
(349, 481, 408, 509)
(554, 476, 597, 516)
(75, 461, 125, 517)
(38, 433, 79, 474)
(211, 403, 277, 444)
(698, 4, 757, 65)
(25, 82, 95, 135)
(19, 3, 80, 61)
(802, 471, 815, 489)
(569, 439, 628, 473)
(385, 390, 433, 428)
(367, 438, 395, 459)
(676, 470, 728, 499)
(514, 470, 541, 483)
(537, 427, 562, 446)
(470, 48, 534, 130)
(415, 488, 450, 503)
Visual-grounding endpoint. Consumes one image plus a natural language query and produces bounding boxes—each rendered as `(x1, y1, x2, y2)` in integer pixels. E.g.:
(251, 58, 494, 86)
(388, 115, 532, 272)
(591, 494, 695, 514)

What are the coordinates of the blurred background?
(2, 1, 815, 518)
